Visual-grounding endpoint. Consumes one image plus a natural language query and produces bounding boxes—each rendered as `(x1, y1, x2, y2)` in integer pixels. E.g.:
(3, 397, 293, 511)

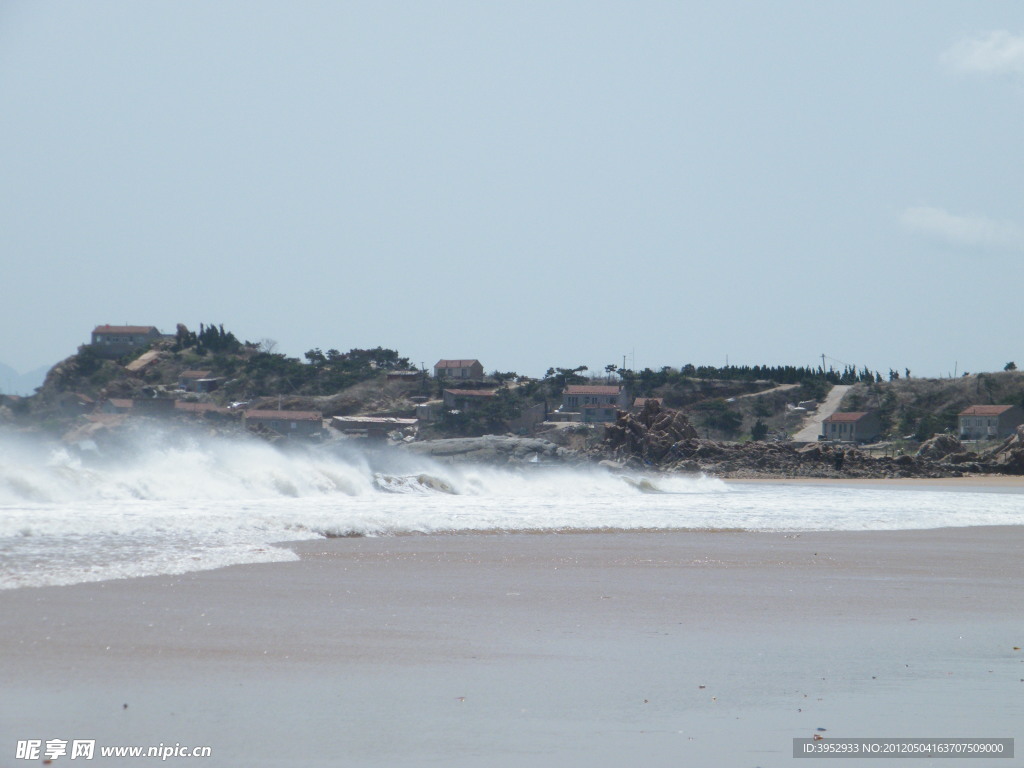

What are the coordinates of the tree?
(543, 365, 589, 395)
(750, 419, 769, 441)
(1005, 362, 1017, 371)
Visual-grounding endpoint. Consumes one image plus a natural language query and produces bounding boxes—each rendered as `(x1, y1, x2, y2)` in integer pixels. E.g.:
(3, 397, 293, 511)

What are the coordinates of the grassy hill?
(838, 371, 1024, 441)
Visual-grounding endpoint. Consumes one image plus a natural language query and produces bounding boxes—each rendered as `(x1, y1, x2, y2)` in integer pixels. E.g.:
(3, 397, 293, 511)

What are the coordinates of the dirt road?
(791, 384, 851, 442)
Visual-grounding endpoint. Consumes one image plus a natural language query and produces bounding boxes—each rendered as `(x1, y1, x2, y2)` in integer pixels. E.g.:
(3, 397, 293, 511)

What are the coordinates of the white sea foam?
(0, 431, 1021, 589)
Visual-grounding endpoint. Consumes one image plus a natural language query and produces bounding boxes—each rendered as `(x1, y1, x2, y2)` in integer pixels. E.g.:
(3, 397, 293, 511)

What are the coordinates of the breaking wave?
(0, 430, 720, 505)
(1, 429, 1020, 590)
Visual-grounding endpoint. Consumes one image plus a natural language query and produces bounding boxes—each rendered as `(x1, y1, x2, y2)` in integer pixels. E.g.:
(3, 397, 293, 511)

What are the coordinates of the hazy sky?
(3, 1, 1023, 380)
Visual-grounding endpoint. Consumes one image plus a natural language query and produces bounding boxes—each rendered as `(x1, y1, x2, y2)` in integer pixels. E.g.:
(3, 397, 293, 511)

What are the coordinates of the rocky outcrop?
(595, 400, 964, 478)
(916, 433, 964, 461)
(979, 425, 1024, 474)
(604, 400, 698, 463)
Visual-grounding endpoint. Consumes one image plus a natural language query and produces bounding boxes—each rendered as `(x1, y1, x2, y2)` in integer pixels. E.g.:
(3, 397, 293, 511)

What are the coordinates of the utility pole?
(821, 353, 826, 372)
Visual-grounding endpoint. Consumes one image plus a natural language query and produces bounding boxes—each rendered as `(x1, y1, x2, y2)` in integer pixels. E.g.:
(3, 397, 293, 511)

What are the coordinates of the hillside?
(17, 327, 425, 434)
(7, 324, 1024, 451)
(838, 372, 1024, 441)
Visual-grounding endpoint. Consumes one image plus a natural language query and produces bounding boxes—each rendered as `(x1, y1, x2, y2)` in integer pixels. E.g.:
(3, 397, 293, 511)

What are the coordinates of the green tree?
(543, 365, 589, 396)
(750, 419, 769, 441)
(1005, 362, 1017, 371)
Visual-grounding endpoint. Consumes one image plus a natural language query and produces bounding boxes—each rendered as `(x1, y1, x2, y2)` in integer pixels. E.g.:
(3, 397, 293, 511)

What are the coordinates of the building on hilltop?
(433, 359, 484, 380)
(821, 411, 881, 443)
(89, 325, 164, 358)
(958, 405, 1024, 441)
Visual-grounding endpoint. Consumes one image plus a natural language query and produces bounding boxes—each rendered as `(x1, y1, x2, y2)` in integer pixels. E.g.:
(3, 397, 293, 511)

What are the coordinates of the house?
(330, 415, 418, 440)
(243, 409, 323, 438)
(552, 385, 629, 423)
(821, 411, 882, 443)
(98, 397, 174, 416)
(580, 403, 620, 424)
(89, 325, 164, 358)
(958, 405, 1024, 441)
(57, 392, 94, 416)
(434, 359, 484, 380)
(178, 370, 221, 393)
(442, 388, 496, 412)
(100, 398, 135, 414)
(415, 400, 445, 422)
(562, 385, 629, 412)
(507, 402, 547, 434)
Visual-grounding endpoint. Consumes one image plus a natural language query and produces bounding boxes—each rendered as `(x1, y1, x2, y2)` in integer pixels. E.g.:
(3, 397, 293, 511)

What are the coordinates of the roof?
(179, 370, 213, 379)
(564, 385, 622, 395)
(444, 389, 496, 397)
(634, 397, 663, 406)
(823, 411, 871, 423)
(435, 359, 481, 368)
(959, 405, 1016, 416)
(92, 325, 159, 335)
(244, 409, 322, 421)
(331, 416, 418, 426)
(106, 398, 134, 409)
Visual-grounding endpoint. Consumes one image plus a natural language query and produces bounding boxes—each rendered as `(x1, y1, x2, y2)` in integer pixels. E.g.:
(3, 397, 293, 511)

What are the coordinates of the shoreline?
(3, 527, 1022, 766)
(722, 474, 1024, 488)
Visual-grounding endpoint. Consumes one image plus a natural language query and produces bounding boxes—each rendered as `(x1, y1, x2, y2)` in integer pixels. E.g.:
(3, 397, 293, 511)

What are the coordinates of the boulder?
(916, 433, 963, 461)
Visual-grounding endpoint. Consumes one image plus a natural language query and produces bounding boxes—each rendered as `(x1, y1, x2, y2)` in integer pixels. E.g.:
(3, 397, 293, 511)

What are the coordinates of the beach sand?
(1, 528, 1022, 767)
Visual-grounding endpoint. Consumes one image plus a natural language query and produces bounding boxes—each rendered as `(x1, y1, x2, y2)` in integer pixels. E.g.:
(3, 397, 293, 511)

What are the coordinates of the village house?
(177, 370, 222, 393)
(562, 385, 629, 411)
(243, 409, 323, 439)
(57, 392, 94, 416)
(330, 415, 418, 440)
(580, 403, 620, 424)
(554, 385, 630, 423)
(442, 388, 496, 413)
(100, 398, 135, 414)
(89, 325, 164, 358)
(821, 411, 882, 443)
(433, 359, 484, 380)
(958, 405, 1024, 441)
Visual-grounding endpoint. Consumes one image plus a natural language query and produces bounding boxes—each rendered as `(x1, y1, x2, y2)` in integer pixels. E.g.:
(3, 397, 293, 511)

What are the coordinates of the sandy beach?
(2, 527, 1022, 767)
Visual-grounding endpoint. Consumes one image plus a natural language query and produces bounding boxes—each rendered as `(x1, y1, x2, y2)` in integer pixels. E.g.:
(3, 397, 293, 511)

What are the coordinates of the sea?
(1, 429, 1022, 590)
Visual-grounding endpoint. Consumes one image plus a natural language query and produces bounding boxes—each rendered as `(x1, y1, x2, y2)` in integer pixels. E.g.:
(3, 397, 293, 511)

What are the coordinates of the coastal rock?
(916, 433, 963, 461)
(604, 400, 698, 463)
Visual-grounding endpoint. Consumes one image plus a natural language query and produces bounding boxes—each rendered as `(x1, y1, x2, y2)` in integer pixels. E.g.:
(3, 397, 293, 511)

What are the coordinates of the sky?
(2, 1, 1023, 387)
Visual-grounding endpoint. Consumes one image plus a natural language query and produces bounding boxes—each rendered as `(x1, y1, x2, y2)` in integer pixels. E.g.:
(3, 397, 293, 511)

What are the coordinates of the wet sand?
(1, 528, 1022, 767)
(726, 475, 1024, 489)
